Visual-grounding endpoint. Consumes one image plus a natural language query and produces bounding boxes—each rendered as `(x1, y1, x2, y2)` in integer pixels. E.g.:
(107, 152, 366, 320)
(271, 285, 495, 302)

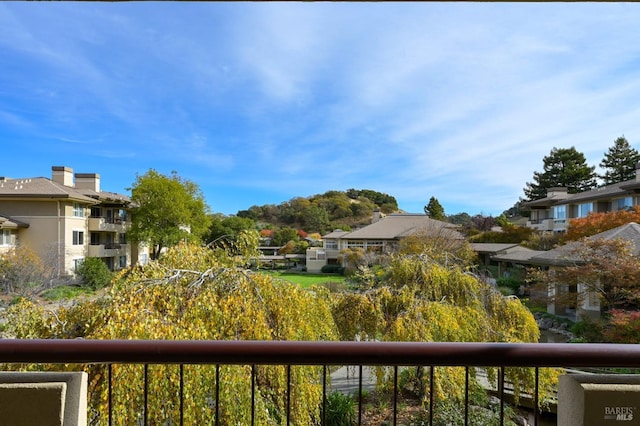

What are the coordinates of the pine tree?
(523, 147, 597, 201)
(599, 136, 640, 185)
(424, 196, 446, 220)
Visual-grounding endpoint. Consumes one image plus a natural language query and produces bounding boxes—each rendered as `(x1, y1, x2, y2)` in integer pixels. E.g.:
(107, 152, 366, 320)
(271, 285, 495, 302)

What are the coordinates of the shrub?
(75, 258, 112, 290)
(496, 276, 522, 294)
(604, 310, 640, 343)
(321, 264, 345, 274)
(571, 318, 605, 342)
(325, 391, 356, 426)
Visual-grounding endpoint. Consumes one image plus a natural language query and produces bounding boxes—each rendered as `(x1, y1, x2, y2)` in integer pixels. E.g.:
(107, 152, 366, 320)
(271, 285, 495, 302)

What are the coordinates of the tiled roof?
(336, 214, 461, 240)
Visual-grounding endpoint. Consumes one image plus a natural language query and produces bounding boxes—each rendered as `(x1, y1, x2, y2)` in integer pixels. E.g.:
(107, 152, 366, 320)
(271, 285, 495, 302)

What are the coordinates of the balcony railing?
(88, 217, 129, 232)
(1, 340, 639, 426)
(88, 243, 128, 258)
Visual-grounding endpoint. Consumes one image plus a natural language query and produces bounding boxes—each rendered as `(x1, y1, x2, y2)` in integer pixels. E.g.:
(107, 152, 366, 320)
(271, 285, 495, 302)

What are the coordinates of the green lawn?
(259, 271, 346, 289)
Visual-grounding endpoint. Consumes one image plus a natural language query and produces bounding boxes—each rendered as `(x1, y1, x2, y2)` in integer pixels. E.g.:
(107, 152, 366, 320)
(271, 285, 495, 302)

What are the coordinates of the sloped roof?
(470, 243, 519, 254)
(491, 245, 544, 263)
(529, 222, 640, 266)
(0, 177, 131, 205)
(0, 177, 98, 203)
(335, 214, 460, 240)
(524, 178, 637, 209)
(323, 229, 350, 239)
(0, 214, 29, 229)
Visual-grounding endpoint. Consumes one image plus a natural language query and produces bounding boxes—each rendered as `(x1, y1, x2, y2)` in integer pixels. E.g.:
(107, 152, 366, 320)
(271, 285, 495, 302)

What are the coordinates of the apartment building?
(524, 163, 640, 232)
(0, 166, 144, 275)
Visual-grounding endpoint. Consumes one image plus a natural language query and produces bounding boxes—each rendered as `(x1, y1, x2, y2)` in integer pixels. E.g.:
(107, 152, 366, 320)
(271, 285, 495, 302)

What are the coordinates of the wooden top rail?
(0, 340, 639, 368)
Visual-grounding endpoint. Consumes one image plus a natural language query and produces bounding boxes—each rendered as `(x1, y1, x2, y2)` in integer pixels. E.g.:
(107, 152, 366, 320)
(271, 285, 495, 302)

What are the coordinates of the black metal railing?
(1, 340, 640, 426)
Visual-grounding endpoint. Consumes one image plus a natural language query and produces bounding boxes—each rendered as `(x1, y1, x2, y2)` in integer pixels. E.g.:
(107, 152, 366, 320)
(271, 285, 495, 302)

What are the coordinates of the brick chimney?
(74, 173, 101, 192)
(51, 166, 74, 187)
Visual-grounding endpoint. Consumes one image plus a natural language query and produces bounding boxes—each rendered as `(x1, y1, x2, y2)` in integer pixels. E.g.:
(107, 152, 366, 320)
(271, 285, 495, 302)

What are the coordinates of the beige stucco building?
(0, 166, 146, 276)
(524, 162, 640, 232)
(306, 212, 462, 273)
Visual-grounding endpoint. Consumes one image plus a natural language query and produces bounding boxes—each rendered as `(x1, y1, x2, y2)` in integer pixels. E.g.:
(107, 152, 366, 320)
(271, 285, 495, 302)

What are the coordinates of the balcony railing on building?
(88, 217, 129, 233)
(1, 340, 640, 426)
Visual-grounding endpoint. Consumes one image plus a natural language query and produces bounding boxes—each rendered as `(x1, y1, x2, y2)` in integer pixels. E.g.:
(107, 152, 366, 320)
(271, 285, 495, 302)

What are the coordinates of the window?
(324, 240, 338, 250)
(616, 197, 633, 211)
(366, 241, 384, 252)
(119, 233, 126, 244)
(73, 230, 84, 245)
(0, 230, 11, 246)
(73, 258, 84, 272)
(553, 205, 566, 221)
(90, 233, 100, 245)
(118, 209, 127, 222)
(91, 207, 101, 218)
(73, 203, 85, 217)
(346, 240, 365, 248)
(119, 256, 127, 268)
(577, 203, 593, 218)
(309, 250, 326, 261)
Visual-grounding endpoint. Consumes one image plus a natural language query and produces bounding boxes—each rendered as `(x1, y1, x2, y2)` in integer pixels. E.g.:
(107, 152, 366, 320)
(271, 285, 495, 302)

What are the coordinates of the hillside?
(236, 189, 399, 234)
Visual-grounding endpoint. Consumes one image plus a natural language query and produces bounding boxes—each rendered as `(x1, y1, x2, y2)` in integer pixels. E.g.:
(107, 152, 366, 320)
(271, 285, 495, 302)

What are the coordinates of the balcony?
(1, 340, 639, 425)
(88, 243, 128, 258)
(88, 217, 129, 233)
(526, 218, 555, 232)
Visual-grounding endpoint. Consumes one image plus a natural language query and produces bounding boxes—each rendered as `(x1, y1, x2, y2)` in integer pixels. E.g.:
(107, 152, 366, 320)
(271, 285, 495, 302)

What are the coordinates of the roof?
(469, 243, 519, 254)
(0, 214, 29, 229)
(529, 222, 640, 266)
(523, 178, 637, 209)
(333, 214, 460, 240)
(491, 246, 544, 263)
(323, 229, 350, 239)
(0, 177, 130, 205)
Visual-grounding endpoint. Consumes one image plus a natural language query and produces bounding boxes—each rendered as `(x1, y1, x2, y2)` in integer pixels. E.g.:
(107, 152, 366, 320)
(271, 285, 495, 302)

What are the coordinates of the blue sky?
(3, 3, 640, 217)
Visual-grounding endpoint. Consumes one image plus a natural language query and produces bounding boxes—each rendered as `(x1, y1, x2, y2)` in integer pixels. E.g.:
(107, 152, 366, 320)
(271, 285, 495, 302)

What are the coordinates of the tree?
(424, 196, 446, 220)
(599, 136, 640, 185)
(447, 212, 471, 226)
(562, 206, 640, 242)
(331, 253, 558, 413)
(529, 238, 640, 313)
(523, 147, 597, 201)
(128, 169, 211, 259)
(0, 246, 50, 294)
(270, 227, 299, 247)
(4, 243, 338, 425)
(467, 214, 497, 233)
(205, 215, 255, 246)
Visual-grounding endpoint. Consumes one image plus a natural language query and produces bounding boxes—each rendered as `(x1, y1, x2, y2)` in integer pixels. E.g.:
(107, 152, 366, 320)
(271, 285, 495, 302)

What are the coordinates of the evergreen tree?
(523, 147, 597, 201)
(599, 136, 640, 185)
(424, 196, 446, 220)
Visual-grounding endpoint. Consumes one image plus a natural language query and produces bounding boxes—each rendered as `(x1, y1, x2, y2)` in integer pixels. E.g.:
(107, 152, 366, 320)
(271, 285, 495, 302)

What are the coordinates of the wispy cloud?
(3, 3, 640, 215)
